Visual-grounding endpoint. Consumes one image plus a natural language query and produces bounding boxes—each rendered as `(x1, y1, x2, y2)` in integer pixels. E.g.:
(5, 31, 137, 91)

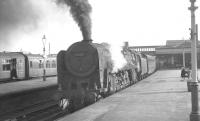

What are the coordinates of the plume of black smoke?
(0, 0, 41, 49)
(56, 0, 92, 41)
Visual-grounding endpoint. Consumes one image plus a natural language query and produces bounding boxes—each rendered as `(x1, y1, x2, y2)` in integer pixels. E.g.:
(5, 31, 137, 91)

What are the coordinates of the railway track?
(3, 99, 95, 121)
(0, 84, 59, 121)
(1, 99, 66, 121)
(12, 104, 68, 121)
(3, 101, 58, 121)
(1, 91, 114, 121)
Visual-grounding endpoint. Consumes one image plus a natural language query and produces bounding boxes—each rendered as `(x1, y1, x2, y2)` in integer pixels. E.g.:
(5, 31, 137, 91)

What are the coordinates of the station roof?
(126, 40, 200, 55)
(156, 40, 200, 54)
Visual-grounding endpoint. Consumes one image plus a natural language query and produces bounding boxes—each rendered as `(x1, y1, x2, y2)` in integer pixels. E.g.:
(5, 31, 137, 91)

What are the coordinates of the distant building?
(129, 45, 161, 56)
(125, 40, 200, 69)
(156, 40, 200, 69)
(165, 40, 200, 46)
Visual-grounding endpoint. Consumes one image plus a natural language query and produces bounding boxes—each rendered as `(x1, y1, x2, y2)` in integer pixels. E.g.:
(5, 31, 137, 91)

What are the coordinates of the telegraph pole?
(188, 0, 200, 121)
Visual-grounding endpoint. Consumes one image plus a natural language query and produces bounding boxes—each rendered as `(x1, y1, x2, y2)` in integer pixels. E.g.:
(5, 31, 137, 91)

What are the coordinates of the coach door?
(11, 58, 17, 68)
(10, 58, 17, 79)
(103, 69, 108, 88)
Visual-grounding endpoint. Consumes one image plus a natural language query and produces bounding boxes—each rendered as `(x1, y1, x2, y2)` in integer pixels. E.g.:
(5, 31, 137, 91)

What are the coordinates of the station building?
(129, 40, 200, 69)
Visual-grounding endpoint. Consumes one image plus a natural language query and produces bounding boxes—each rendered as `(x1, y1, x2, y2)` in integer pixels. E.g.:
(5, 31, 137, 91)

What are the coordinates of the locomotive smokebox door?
(65, 42, 98, 77)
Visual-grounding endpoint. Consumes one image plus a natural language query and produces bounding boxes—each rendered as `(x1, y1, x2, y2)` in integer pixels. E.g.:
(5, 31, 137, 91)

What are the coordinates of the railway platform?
(57, 70, 195, 121)
(0, 76, 57, 96)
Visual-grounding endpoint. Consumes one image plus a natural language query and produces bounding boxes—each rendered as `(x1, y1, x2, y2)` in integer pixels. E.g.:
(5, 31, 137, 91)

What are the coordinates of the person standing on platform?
(181, 67, 186, 80)
(11, 66, 17, 80)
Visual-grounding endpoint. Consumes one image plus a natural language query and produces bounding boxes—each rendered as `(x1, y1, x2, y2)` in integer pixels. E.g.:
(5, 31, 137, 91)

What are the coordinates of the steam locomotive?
(57, 40, 156, 110)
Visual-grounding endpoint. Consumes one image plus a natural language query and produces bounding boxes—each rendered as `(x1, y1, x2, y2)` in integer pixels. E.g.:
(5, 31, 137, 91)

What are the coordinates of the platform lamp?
(42, 35, 46, 81)
(188, 0, 200, 121)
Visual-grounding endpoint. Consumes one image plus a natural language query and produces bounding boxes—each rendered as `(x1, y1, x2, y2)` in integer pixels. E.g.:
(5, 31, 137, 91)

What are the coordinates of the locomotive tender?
(57, 40, 157, 110)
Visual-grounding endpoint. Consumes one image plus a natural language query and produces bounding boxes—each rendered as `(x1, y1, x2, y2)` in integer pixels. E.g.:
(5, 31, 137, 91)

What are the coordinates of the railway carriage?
(0, 52, 26, 80)
(139, 53, 148, 79)
(26, 54, 44, 78)
(46, 54, 57, 76)
(133, 53, 143, 81)
(146, 55, 156, 74)
(26, 54, 57, 78)
(0, 52, 57, 81)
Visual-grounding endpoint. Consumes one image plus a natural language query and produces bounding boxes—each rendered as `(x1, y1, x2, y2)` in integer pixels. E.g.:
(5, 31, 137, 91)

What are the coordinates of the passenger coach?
(0, 52, 57, 81)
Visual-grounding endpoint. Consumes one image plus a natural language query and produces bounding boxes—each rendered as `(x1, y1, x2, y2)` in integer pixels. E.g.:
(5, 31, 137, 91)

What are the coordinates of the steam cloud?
(101, 42, 114, 70)
(56, 0, 92, 40)
(0, 0, 41, 49)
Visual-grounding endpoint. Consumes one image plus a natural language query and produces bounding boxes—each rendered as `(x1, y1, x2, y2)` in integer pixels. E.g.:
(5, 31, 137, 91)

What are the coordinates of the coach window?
(46, 60, 50, 68)
(52, 60, 56, 68)
(2, 59, 10, 71)
(18, 59, 22, 70)
(3, 64, 10, 71)
(39, 60, 42, 68)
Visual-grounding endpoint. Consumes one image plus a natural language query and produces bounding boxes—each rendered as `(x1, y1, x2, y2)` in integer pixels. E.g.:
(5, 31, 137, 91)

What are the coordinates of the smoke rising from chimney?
(56, 0, 92, 41)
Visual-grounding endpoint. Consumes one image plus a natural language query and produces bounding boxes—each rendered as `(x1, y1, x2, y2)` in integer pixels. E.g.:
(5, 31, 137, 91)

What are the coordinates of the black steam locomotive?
(56, 40, 156, 110)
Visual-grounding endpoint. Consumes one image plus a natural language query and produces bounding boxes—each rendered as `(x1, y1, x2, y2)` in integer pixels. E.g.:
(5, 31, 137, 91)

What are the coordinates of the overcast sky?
(0, 0, 199, 55)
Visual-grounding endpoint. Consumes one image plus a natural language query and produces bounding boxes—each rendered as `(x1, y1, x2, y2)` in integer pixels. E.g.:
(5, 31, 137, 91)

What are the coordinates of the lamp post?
(183, 39, 186, 67)
(42, 35, 46, 81)
(188, 0, 200, 121)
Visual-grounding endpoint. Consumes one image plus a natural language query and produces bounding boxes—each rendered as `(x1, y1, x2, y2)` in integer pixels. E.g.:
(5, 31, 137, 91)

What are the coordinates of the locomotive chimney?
(82, 39, 93, 43)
